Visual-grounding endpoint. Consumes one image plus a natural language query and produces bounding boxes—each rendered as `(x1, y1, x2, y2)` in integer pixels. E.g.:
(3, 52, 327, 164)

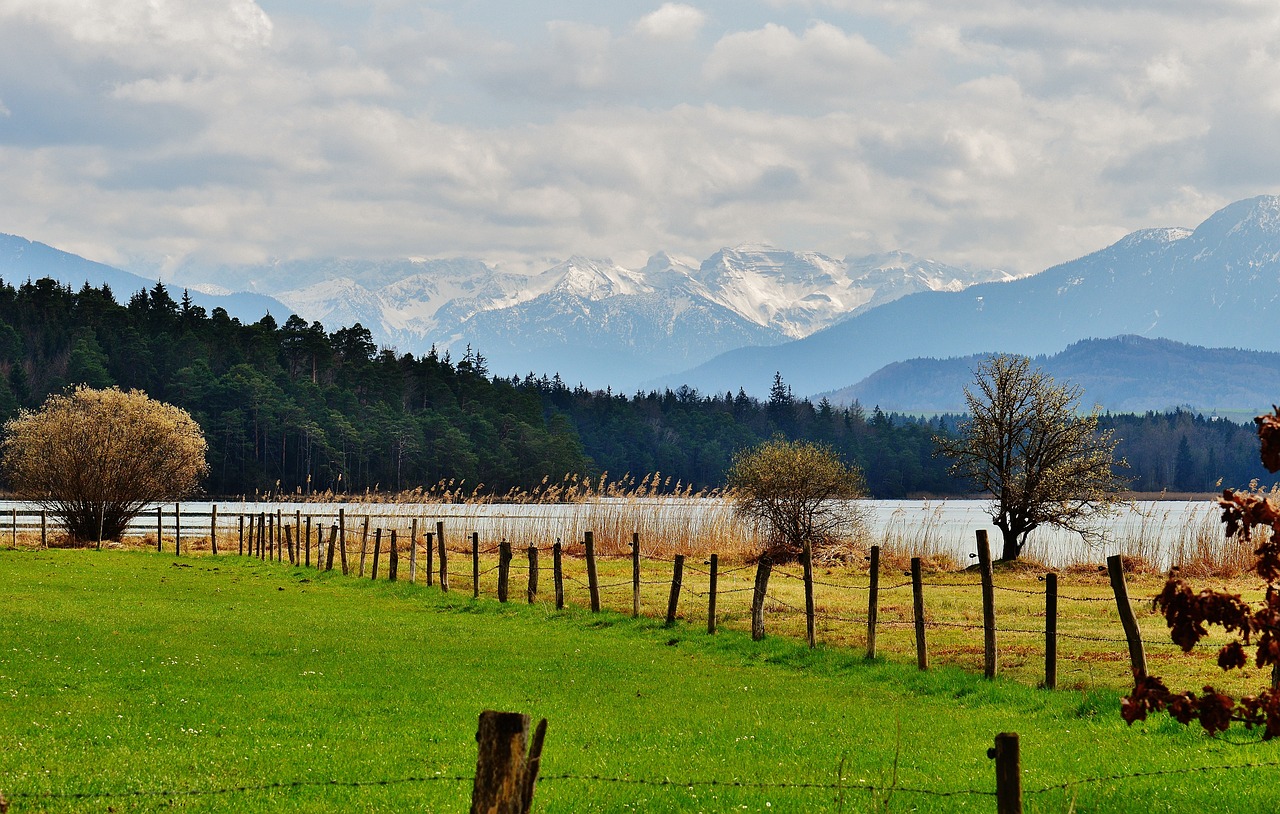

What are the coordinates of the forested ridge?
(0, 277, 1269, 498)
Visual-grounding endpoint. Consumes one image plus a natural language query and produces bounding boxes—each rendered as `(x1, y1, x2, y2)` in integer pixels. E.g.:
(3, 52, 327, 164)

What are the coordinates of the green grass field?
(1, 549, 1278, 812)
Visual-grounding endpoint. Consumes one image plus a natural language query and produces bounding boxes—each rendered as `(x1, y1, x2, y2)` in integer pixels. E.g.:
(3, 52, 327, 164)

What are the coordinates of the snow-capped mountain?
(182, 247, 1009, 388)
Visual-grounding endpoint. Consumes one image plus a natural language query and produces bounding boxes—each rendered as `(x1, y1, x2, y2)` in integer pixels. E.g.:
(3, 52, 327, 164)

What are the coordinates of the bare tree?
(935, 354, 1127, 561)
(1, 387, 208, 543)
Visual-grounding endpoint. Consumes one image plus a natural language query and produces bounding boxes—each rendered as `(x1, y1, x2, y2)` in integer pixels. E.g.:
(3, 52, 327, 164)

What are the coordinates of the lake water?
(0, 497, 1229, 568)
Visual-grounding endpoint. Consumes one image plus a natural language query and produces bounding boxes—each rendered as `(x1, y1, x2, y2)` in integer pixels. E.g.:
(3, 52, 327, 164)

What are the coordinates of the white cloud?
(633, 4, 707, 41)
(704, 22, 890, 101)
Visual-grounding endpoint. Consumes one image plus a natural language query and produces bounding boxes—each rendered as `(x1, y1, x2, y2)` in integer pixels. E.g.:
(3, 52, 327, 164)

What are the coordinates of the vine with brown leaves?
(1122, 409, 1280, 739)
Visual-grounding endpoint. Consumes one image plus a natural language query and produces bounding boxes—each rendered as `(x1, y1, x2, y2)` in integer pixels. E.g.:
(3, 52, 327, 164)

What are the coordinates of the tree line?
(0, 277, 1269, 498)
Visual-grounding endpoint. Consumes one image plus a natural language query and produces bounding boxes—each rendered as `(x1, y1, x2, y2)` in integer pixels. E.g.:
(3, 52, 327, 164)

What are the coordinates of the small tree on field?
(934, 354, 1127, 561)
(726, 438, 867, 564)
(1, 387, 208, 543)
(1123, 408, 1280, 739)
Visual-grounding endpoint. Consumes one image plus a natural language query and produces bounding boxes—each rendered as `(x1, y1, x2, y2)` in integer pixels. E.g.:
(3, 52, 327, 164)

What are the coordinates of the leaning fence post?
(338, 508, 348, 575)
(326, 524, 338, 571)
(498, 541, 512, 602)
(473, 532, 481, 599)
(631, 532, 641, 618)
(707, 553, 718, 635)
(210, 504, 218, 556)
(437, 521, 449, 593)
(665, 554, 684, 626)
(866, 545, 880, 659)
(553, 540, 564, 610)
(1045, 573, 1058, 690)
(585, 531, 600, 612)
(359, 516, 371, 577)
(912, 557, 929, 670)
(751, 557, 772, 641)
(1107, 554, 1147, 679)
(389, 530, 398, 582)
(371, 527, 382, 580)
(527, 545, 539, 604)
(802, 538, 816, 649)
(977, 529, 997, 679)
(989, 732, 1022, 814)
(426, 532, 435, 587)
(471, 711, 547, 814)
(284, 524, 294, 566)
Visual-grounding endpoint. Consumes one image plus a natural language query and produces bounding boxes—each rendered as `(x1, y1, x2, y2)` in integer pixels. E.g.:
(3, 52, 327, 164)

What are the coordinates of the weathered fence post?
(751, 557, 772, 641)
(989, 732, 1022, 814)
(553, 540, 564, 610)
(174, 503, 181, 556)
(389, 530, 398, 582)
(338, 508, 349, 575)
(707, 553, 718, 635)
(284, 524, 294, 566)
(359, 516, 371, 577)
(210, 505, 218, 556)
(802, 538, 816, 649)
(866, 545, 880, 660)
(498, 541, 512, 602)
(1045, 572, 1058, 690)
(40, 510, 47, 550)
(473, 532, 481, 599)
(585, 531, 600, 612)
(276, 510, 283, 561)
(326, 523, 339, 571)
(316, 523, 324, 571)
(471, 711, 546, 814)
(665, 554, 684, 626)
(156, 506, 163, 552)
(977, 530, 997, 679)
(259, 513, 267, 559)
(527, 545, 538, 604)
(426, 531, 435, 587)
(631, 532, 641, 618)
(437, 521, 449, 593)
(409, 519, 418, 585)
(371, 528, 382, 580)
(304, 515, 311, 568)
(912, 557, 929, 671)
(238, 515, 245, 556)
(1107, 554, 1147, 679)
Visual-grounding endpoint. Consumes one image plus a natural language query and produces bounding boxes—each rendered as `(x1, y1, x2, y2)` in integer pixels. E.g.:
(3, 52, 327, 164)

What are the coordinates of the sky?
(0, 0, 1277, 279)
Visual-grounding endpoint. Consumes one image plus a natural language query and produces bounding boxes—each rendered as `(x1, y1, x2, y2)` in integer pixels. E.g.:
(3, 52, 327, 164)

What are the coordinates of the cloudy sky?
(0, 0, 1276, 278)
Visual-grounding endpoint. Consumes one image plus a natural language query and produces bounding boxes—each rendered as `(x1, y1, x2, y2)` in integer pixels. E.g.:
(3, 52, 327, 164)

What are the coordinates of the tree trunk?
(999, 526, 1022, 561)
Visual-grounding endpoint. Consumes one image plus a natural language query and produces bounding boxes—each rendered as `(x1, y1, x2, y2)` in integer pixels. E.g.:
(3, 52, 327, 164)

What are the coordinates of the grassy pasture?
(1, 549, 1278, 812)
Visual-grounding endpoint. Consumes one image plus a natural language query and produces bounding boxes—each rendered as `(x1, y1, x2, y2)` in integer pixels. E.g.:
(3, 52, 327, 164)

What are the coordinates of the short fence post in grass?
(267, 513, 274, 560)
(409, 519, 418, 585)
(553, 540, 565, 610)
(631, 532, 641, 617)
(912, 557, 929, 671)
(751, 557, 772, 641)
(156, 506, 163, 552)
(802, 538, 816, 649)
(210, 504, 218, 556)
(295, 510, 302, 553)
(437, 521, 449, 593)
(284, 524, 294, 566)
(498, 540, 512, 602)
(471, 710, 547, 814)
(359, 516, 371, 577)
(304, 515, 311, 568)
(338, 508, 349, 575)
(389, 530, 399, 582)
(371, 527, 382, 580)
(40, 510, 47, 550)
(426, 532, 435, 587)
(977, 529, 997, 680)
(1107, 554, 1147, 679)
(989, 732, 1022, 814)
(585, 531, 600, 612)
(238, 515, 245, 556)
(707, 553, 718, 635)
(326, 524, 339, 571)
(473, 532, 481, 599)
(175, 503, 182, 556)
(866, 545, 880, 659)
(1045, 573, 1058, 690)
(527, 545, 538, 604)
(260, 513, 267, 559)
(316, 523, 324, 571)
(665, 554, 684, 627)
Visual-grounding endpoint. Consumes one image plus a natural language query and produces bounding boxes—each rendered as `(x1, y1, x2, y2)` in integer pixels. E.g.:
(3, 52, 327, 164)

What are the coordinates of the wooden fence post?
(426, 532, 435, 586)
(866, 545, 880, 660)
(304, 516, 311, 568)
(631, 532, 641, 618)
(156, 506, 163, 552)
(473, 532, 481, 599)
(371, 528, 382, 580)
(316, 523, 324, 571)
(707, 554, 718, 635)
(498, 541, 512, 602)
(665, 554, 684, 626)
(1045, 573, 1058, 690)
(585, 531, 600, 612)
(259, 513, 267, 559)
(40, 510, 47, 550)
(802, 538, 816, 649)
(1107, 554, 1147, 678)
(276, 510, 283, 561)
(912, 557, 929, 671)
(437, 521, 449, 593)
(174, 503, 181, 556)
(471, 711, 547, 814)
(990, 732, 1022, 814)
(553, 541, 564, 610)
(239, 515, 245, 556)
(751, 557, 772, 641)
(527, 545, 538, 604)
(210, 505, 218, 556)
(326, 524, 339, 571)
(284, 525, 294, 566)
(338, 508, 348, 575)
(409, 519, 418, 585)
(389, 530, 398, 582)
(359, 516, 371, 577)
(977, 530, 997, 680)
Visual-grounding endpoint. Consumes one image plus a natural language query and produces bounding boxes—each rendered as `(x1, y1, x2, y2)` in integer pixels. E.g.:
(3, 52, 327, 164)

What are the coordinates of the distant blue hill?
(0, 234, 287, 324)
(821, 335, 1280, 416)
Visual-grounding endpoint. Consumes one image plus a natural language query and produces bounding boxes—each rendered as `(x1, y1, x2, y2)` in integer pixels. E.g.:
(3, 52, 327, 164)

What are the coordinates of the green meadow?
(1, 549, 1277, 812)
